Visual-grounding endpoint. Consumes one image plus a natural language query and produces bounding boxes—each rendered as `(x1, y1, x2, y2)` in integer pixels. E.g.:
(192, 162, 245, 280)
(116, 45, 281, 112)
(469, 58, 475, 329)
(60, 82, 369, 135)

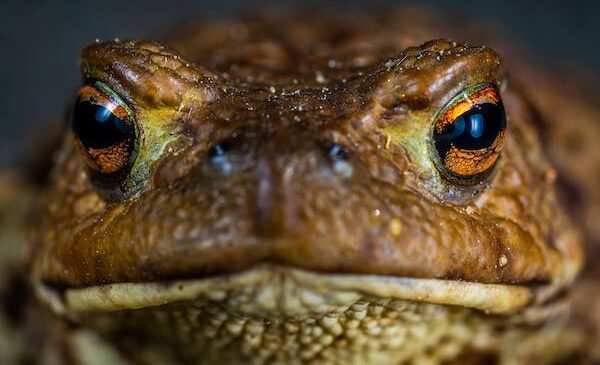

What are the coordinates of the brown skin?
(33, 39, 579, 289)
(23, 11, 593, 365)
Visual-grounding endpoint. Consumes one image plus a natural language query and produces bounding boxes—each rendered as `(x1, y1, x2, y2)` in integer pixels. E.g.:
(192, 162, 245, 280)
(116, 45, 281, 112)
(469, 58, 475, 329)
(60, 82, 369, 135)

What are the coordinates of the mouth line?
(36, 264, 536, 317)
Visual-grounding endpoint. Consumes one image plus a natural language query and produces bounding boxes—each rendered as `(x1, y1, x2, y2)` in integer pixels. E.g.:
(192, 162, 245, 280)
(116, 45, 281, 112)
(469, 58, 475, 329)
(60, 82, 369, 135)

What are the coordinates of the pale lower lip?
(36, 263, 534, 318)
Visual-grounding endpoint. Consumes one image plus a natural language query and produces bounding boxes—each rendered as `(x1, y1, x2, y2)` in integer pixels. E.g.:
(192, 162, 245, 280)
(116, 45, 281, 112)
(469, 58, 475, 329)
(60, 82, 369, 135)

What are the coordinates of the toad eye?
(432, 84, 506, 182)
(71, 82, 137, 174)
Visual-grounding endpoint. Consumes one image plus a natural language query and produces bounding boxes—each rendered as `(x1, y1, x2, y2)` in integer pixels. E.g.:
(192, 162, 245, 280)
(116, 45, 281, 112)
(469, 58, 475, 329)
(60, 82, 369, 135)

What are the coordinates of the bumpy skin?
(18, 10, 596, 365)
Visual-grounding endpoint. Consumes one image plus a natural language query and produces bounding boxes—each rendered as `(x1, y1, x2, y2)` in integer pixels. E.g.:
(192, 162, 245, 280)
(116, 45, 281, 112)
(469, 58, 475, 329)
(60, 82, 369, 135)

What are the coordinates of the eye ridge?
(71, 81, 137, 174)
(432, 84, 507, 181)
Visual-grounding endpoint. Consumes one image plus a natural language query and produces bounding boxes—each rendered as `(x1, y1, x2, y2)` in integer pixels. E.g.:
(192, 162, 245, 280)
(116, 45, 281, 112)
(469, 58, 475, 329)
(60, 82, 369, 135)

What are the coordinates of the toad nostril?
(328, 143, 349, 161)
(208, 144, 233, 175)
(327, 143, 353, 178)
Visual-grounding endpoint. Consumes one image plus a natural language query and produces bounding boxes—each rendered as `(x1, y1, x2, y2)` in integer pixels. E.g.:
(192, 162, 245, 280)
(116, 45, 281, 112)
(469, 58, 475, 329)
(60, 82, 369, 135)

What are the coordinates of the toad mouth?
(36, 264, 538, 318)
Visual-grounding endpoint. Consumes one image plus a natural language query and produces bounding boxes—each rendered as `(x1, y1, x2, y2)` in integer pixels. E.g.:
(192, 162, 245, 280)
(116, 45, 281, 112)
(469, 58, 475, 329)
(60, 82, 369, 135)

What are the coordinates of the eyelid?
(86, 81, 135, 119)
(435, 83, 501, 134)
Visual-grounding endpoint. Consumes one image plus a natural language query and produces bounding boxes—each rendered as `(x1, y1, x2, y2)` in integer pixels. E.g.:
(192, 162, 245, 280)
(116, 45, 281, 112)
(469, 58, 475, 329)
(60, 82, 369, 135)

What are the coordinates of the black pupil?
(434, 102, 506, 157)
(72, 99, 134, 149)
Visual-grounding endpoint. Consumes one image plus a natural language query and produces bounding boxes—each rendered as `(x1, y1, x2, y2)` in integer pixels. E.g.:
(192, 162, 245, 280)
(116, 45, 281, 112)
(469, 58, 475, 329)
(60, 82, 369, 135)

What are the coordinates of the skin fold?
(1, 8, 599, 365)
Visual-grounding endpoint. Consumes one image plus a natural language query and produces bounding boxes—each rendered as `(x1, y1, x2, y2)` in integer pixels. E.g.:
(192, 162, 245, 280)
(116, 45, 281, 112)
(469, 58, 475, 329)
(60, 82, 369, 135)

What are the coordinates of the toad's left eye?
(71, 82, 137, 174)
(432, 84, 506, 182)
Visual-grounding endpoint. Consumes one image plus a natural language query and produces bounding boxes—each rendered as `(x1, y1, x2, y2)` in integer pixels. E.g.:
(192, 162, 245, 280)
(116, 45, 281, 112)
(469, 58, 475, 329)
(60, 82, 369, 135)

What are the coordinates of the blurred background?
(1, 0, 599, 169)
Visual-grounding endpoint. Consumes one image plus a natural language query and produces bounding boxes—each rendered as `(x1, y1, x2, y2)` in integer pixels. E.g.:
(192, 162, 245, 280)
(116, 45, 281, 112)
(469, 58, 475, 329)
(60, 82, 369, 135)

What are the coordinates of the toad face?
(30, 16, 583, 365)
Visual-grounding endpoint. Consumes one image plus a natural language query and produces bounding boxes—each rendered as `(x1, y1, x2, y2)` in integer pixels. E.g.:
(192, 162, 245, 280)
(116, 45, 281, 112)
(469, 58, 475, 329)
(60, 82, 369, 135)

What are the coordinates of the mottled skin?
(35, 39, 579, 289)
(2, 9, 599, 365)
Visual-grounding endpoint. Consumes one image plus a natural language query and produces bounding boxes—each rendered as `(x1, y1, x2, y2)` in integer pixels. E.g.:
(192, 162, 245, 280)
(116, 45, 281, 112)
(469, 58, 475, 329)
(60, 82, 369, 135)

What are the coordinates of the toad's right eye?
(71, 82, 137, 174)
(431, 83, 506, 183)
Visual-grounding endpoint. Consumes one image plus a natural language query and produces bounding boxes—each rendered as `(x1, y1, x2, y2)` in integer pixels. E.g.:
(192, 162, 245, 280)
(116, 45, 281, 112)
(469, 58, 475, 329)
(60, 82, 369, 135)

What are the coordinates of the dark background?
(1, 0, 599, 169)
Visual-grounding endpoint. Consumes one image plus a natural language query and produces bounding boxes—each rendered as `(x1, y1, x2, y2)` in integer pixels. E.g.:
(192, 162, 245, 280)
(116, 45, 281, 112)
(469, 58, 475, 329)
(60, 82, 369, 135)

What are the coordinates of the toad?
(7, 10, 600, 365)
